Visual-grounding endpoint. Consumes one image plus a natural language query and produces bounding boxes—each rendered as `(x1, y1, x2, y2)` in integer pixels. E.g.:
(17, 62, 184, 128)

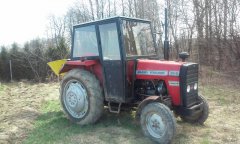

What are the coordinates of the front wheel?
(181, 95, 209, 124)
(140, 102, 176, 144)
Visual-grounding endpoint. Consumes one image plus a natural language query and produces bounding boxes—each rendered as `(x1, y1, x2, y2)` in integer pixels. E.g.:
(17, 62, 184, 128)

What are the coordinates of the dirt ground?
(0, 77, 240, 144)
(0, 82, 59, 144)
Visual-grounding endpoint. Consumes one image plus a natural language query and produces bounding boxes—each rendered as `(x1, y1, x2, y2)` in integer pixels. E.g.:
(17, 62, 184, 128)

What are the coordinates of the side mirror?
(179, 52, 189, 62)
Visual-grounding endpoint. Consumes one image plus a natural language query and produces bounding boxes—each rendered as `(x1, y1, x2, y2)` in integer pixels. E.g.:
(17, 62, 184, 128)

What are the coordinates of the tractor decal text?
(168, 81, 179, 86)
(169, 71, 179, 76)
(136, 70, 168, 76)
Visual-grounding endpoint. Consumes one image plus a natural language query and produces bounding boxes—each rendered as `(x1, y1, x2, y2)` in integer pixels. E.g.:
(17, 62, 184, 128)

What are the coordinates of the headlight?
(194, 83, 198, 90)
(187, 85, 190, 93)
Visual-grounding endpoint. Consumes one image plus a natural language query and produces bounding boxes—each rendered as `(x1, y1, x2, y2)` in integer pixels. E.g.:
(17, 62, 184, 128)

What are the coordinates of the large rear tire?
(60, 69, 103, 125)
(181, 95, 209, 124)
(140, 102, 176, 144)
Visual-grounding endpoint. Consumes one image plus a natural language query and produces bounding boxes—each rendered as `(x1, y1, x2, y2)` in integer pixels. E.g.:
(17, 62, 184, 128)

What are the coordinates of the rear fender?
(59, 60, 97, 74)
(47, 59, 103, 85)
(59, 60, 103, 85)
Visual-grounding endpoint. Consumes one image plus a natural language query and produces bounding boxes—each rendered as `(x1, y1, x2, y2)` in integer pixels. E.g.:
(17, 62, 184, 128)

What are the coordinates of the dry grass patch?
(0, 82, 59, 144)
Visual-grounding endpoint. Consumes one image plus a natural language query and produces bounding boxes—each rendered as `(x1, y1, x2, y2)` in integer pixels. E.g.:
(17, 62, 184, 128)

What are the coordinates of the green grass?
(23, 83, 240, 144)
(23, 101, 143, 144)
(0, 83, 4, 91)
(199, 130, 211, 144)
(200, 138, 210, 144)
(200, 84, 240, 105)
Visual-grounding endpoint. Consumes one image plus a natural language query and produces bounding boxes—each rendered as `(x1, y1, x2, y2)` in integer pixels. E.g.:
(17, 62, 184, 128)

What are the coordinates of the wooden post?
(9, 60, 13, 82)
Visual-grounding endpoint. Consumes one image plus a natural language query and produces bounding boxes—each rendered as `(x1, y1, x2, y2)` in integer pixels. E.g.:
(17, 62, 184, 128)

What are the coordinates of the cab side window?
(99, 23, 121, 60)
(73, 25, 98, 58)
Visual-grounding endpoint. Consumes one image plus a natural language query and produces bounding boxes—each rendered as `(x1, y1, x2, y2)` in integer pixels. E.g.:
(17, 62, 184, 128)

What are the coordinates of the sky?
(0, 0, 74, 46)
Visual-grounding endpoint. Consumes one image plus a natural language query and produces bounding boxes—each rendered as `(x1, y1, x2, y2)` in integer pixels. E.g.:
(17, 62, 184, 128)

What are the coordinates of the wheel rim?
(63, 79, 89, 119)
(146, 113, 166, 139)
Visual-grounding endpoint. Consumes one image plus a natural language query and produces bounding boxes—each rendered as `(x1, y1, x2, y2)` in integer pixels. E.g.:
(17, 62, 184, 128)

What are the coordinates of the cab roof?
(73, 16, 151, 28)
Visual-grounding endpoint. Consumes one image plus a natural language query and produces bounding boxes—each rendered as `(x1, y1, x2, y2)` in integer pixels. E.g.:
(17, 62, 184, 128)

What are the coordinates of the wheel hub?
(64, 80, 88, 118)
(146, 113, 166, 138)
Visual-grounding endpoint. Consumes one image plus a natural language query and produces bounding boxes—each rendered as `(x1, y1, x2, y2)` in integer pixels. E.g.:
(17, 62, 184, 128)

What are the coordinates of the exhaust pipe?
(164, 8, 169, 60)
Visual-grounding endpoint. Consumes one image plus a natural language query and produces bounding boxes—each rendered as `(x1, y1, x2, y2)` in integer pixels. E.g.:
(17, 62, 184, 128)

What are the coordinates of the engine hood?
(136, 59, 185, 78)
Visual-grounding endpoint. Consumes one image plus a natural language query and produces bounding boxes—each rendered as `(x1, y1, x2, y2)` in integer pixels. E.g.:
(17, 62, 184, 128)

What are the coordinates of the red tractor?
(52, 17, 209, 143)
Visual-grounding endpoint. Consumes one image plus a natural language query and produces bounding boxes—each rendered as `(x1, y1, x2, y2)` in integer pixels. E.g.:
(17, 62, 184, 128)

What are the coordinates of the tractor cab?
(72, 17, 157, 60)
(71, 17, 158, 103)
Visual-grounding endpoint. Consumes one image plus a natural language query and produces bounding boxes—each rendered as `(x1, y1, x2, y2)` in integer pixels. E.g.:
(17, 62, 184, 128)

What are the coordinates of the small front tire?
(140, 102, 176, 144)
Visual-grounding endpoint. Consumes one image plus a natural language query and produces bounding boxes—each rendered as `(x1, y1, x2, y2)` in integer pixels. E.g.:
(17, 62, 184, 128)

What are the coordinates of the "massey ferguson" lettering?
(136, 70, 180, 77)
(136, 70, 168, 76)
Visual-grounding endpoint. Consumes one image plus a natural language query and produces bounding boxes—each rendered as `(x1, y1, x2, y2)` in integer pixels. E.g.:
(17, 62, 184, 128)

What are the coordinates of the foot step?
(108, 102, 122, 114)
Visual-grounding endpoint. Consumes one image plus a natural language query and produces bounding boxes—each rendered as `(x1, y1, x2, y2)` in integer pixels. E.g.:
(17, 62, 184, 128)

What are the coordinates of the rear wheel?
(181, 95, 209, 124)
(140, 102, 176, 144)
(60, 69, 103, 125)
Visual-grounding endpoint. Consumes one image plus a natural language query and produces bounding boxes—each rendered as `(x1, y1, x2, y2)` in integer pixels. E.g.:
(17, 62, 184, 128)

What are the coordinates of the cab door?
(98, 22, 125, 102)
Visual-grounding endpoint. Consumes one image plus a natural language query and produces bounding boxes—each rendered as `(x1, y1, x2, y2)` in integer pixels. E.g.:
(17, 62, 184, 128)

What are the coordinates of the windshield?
(122, 20, 156, 57)
(73, 25, 98, 58)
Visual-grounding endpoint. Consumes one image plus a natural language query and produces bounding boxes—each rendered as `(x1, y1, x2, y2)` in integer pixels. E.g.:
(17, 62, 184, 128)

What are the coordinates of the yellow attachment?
(47, 59, 67, 76)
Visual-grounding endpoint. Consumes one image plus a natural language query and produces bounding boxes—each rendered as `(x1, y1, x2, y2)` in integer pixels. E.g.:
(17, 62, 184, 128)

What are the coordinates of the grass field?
(0, 74, 240, 144)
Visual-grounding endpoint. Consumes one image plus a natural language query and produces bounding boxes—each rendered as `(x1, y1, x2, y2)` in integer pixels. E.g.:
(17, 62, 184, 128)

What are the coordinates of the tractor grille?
(180, 63, 199, 107)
